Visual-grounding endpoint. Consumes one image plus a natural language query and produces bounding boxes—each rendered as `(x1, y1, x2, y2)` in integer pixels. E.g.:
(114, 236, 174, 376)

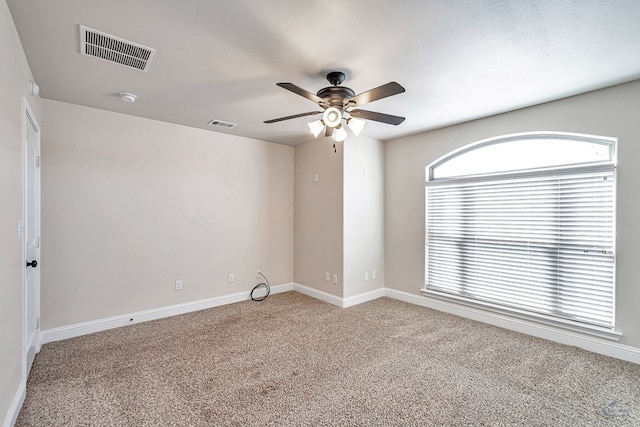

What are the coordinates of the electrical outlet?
(332, 274, 338, 284)
(315, 173, 319, 182)
(256, 269, 261, 278)
(372, 270, 376, 280)
(364, 272, 369, 281)
(228, 273, 235, 283)
(175, 280, 183, 291)
(325, 272, 330, 281)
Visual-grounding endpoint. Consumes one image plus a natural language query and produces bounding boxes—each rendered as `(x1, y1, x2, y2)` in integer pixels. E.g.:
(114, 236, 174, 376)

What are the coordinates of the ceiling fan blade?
(277, 83, 326, 105)
(350, 109, 406, 125)
(345, 82, 405, 108)
(325, 126, 334, 137)
(264, 111, 323, 124)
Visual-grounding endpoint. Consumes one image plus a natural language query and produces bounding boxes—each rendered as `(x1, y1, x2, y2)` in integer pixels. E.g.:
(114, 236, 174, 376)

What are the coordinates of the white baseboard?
(3, 380, 25, 427)
(342, 287, 386, 308)
(37, 282, 640, 365)
(385, 288, 640, 365)
(291, 283, 344, 307)
(291, 283, 385, 308)
(40, 283, 382, 345)
(40, 283, 294, 344)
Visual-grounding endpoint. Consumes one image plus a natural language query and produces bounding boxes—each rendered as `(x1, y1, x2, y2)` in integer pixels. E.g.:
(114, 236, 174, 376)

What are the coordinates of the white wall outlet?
(256, 269, 261, 278)
(228, 273, 235, 283)
(364, 168, 368, 177)
(332, 274, 338, 284)
(364, 272, 369, 281)
(175, 280, 183, 291)
(372, 270, 376, 280)
(314, 173, 319, 182)
(325, 272, 330, 281)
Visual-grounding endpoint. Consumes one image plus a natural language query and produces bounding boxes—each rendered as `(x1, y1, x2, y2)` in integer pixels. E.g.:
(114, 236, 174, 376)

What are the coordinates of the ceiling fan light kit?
(265, 71, 406, 143)
(347, 117, 365, 136)
(332, 125, 348, 142)
(308, 119, 325, 138)
(323, 107, 342, 128)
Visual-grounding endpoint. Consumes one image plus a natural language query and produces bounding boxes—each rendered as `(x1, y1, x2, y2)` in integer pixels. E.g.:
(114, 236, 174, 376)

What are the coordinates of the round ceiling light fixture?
(119, 92, 137, 103)
(323, 107, 342, 128)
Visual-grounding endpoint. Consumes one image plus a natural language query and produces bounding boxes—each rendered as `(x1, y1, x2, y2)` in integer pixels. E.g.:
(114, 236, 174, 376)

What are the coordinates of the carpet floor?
(17, 291, 640, 426)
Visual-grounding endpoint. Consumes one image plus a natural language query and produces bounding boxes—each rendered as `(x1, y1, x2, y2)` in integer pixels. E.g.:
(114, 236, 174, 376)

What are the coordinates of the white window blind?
(426, 166, 615, 328)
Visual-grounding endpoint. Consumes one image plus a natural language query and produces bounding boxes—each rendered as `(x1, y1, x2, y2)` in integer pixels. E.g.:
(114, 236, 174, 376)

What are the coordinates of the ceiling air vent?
(79, 25, 156, 72)
(208, 119, 237, 129)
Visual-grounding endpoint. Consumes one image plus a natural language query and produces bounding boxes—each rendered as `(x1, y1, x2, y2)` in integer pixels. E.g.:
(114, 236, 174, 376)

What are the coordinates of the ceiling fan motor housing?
(317, 86, 355, 108)
(316, 72, 353, 108)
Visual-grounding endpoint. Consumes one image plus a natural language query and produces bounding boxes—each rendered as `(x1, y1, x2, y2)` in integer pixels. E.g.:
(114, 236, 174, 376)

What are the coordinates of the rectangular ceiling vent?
(79, 25, 156, 72)
(208, 119, 237, 129)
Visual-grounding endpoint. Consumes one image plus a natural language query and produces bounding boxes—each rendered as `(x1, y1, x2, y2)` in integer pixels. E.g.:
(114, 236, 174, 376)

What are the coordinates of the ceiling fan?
(264, 71, 406, 142)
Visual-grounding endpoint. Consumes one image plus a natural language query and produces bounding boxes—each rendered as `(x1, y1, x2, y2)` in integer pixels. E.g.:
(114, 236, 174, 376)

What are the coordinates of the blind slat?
(426, 164, 615, 328)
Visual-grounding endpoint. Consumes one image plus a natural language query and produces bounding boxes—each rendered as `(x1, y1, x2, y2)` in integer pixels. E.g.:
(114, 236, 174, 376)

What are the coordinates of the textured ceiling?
(7, 0, 640, 146)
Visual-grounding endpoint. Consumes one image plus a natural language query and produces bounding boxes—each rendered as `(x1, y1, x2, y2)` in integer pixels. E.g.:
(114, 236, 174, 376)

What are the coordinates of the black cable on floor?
(251, 271, 270, 301)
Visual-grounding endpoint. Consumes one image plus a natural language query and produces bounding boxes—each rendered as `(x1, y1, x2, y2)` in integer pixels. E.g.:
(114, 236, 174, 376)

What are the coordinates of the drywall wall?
(40, 99, 294, 329)
(0, 0, 41, 423)
(343, 136, 385, 298)
(294, 139, 344, 296)
(385, 79, 640, 348)
(294, 134, 384, 299)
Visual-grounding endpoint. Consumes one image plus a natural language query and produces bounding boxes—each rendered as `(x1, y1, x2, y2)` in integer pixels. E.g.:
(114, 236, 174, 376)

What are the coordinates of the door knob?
(26, 260, 38, 268)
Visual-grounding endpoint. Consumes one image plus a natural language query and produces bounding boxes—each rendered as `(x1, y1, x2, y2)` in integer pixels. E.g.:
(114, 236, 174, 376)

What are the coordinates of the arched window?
(424, 132, 616, 334)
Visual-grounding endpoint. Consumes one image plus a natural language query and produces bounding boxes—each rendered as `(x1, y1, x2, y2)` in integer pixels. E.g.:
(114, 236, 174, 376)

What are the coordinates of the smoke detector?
(119, 92, 137, 103)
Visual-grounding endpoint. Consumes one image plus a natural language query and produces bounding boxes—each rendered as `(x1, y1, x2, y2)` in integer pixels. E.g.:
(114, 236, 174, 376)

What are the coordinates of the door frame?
(22, 97, 41, 381)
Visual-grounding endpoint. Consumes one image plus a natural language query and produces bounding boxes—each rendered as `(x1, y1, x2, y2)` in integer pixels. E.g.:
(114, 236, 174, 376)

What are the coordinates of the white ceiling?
(8, 0, 640, 146)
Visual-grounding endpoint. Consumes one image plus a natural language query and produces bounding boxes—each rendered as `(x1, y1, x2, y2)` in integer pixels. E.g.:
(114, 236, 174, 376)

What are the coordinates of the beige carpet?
(17, 292, 640, 426)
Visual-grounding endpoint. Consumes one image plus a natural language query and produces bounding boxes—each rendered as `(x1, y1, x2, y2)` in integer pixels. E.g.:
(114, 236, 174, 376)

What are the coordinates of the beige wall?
(41, 100, 294, 329)
(343, 135, 385, 298)
(294, 134, 385, 299)
(385, 80, 640, 347)
(0, 0, 41, 422)
(294, 139, 344, 296)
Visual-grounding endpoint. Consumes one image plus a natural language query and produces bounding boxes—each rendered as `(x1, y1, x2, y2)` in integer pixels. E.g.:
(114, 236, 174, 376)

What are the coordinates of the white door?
(23, 99, 41, 376)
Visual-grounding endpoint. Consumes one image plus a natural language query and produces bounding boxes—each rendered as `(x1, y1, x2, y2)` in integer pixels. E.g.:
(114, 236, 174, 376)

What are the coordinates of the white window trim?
(428, 131, 616, 181)
(420, 288, 622, 341)
(424, 131, 619, 339)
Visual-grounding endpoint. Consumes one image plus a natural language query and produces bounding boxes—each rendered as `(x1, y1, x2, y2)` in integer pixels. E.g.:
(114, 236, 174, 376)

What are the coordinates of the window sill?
(421, 288, 622, 342)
